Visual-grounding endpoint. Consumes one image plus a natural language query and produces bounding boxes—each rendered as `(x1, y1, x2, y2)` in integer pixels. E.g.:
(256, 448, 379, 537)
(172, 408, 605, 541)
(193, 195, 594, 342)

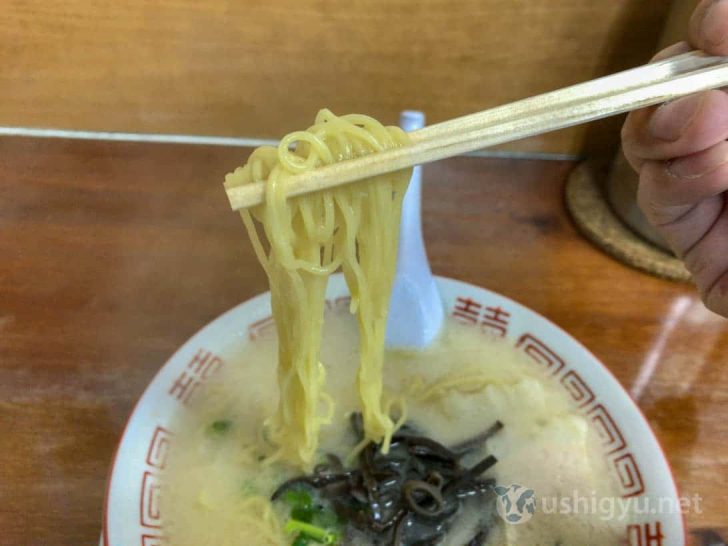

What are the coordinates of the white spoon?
(385, 110, 445, 350)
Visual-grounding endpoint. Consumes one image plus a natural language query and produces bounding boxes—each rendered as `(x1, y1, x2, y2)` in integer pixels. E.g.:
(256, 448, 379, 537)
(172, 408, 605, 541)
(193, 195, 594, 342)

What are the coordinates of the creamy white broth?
(161, 308, 626, 546)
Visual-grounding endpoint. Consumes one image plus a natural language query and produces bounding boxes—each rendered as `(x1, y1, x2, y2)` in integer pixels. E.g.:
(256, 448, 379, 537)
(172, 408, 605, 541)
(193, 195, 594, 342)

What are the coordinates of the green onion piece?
(284, 490, 313, 509)
(291, 535, 309, 546)
(284, 520, 339, 545)
(210, 419, 232, 433)
(291, 506, 314, 523)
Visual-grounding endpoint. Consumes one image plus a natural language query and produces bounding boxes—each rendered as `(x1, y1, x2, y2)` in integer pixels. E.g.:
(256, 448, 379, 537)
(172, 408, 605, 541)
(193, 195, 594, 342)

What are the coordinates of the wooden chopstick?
(411, 51, 724, 142)
(226, 52, 728, 211)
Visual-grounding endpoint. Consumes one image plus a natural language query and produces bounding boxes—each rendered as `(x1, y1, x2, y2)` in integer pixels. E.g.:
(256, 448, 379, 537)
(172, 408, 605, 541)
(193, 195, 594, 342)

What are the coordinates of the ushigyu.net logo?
(493, 483, 703, 524)
(494, 484, 536, 525)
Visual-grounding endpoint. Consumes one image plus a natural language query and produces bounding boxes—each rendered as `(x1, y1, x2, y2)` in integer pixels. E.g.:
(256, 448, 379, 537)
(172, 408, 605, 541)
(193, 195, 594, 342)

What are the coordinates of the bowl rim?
(102, 274, 687, 546)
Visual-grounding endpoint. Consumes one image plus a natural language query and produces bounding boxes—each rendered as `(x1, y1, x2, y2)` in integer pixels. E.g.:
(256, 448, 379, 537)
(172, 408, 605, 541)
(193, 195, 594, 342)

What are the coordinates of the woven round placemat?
(565, 162, 691, 283)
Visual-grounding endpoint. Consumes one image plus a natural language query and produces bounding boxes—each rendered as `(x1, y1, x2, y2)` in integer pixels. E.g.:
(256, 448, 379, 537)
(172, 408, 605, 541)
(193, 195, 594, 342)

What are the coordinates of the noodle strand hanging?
(224, 110, 412, 467)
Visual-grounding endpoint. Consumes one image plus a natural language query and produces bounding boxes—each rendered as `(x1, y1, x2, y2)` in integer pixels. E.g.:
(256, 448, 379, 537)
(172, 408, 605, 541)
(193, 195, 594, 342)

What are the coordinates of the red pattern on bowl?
(103, 275, 686, 546)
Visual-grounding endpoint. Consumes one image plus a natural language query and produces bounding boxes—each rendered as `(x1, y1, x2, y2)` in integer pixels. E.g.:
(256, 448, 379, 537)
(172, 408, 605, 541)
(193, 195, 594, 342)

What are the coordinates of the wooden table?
(1, 137, 726, 545)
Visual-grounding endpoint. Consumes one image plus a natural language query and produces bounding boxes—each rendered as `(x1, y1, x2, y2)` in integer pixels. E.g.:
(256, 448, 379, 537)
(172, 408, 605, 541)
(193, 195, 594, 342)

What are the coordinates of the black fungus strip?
(463, 455, 498, 480)
(455, 478, 495, 499)
(402, 480, 445, 518)
(443, 455, 498, 497)
(451, 421, 504, 454)
(397, 435, 459, 466)
(391, 512, 412, 546)
(271, 415, 504, 545)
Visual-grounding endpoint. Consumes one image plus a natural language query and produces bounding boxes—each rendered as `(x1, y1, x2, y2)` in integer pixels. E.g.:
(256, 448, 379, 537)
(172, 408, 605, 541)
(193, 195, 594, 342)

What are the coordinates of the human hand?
(622, 0, 728, 317)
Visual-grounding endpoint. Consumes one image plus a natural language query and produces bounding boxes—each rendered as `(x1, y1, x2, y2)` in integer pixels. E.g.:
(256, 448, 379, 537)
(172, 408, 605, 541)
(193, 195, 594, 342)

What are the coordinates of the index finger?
(689, 0, 728, 55)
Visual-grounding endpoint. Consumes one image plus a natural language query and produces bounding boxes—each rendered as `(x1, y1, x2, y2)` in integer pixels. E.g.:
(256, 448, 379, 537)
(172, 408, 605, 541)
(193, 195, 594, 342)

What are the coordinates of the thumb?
(689, 0, 728, 56)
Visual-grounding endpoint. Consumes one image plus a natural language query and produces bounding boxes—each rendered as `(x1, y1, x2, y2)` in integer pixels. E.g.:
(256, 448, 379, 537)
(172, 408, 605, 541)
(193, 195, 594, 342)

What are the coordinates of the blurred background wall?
(1, 0, 678, 156)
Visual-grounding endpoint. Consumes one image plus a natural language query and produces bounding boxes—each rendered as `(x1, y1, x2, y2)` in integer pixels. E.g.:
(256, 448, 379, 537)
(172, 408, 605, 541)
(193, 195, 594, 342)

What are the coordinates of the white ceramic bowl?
(103, 275, 685, 546)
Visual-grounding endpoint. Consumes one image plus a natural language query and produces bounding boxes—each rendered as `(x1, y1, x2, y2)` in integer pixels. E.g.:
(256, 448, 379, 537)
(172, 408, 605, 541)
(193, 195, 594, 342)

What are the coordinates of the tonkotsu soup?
(161, 308, 627, 546)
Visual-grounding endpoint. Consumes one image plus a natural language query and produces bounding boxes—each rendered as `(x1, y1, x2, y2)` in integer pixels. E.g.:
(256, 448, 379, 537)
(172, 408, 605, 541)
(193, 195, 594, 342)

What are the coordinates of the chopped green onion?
(210, 419, 232, 433)
(291, 506, 314, 523)
(291, 535, 310, 546)
(284, 489, 313, 509)
(284, 520, 339, 545)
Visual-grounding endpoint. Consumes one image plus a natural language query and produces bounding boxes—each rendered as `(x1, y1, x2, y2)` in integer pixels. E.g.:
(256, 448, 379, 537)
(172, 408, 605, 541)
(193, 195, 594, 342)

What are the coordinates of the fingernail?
(649, 95, 703, 142)
(701, 0, 728, 47)
(668, 147, 728, 179)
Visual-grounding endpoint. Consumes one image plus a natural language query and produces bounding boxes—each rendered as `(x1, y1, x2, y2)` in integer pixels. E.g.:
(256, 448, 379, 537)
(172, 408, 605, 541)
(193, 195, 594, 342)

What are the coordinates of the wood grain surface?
(0, 0, 673, 155)
(0, 136, 726, 545)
